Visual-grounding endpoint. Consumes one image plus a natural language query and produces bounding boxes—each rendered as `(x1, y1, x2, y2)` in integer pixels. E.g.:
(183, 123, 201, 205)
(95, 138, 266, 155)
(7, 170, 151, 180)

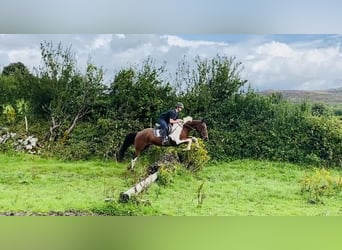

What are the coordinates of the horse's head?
(189, 119, 208, 140)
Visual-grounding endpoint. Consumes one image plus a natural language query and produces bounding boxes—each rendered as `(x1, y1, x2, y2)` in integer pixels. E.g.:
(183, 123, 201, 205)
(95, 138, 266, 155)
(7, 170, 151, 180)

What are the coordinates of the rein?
(183, 122, 196, 131)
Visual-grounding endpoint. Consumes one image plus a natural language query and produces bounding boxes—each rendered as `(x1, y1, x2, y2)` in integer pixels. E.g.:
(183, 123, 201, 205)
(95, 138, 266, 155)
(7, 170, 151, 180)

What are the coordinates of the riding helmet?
(176, 102, 184, 109)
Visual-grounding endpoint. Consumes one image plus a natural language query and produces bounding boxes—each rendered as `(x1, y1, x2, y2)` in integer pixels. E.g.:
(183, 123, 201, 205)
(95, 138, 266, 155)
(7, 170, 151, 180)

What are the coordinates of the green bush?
(204, 93, 342, 168)
(2, 51, 341, 169)
(157, 167, 175, 186)
(177, 139, 210, 172)
(301, 169, 342, 204)
(302, 116, 342, 167)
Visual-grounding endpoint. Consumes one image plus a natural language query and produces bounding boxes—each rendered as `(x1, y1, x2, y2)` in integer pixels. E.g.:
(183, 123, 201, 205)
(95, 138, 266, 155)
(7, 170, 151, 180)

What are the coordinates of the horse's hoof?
(182, 148, 191, 151)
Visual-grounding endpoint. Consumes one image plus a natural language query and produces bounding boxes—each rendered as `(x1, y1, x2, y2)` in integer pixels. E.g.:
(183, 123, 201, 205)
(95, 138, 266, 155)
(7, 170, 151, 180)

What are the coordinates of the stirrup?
(162, 137, 169, 145)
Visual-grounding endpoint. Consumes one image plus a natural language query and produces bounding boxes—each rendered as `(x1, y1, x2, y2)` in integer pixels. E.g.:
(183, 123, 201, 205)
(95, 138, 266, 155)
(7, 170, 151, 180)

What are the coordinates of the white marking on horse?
(130, 157, 138, 169)
(168, 116, 196, 150)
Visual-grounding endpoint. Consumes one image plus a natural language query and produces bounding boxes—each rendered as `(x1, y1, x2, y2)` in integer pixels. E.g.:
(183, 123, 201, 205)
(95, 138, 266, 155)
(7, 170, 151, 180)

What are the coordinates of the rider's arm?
(169, 118, 183, 124)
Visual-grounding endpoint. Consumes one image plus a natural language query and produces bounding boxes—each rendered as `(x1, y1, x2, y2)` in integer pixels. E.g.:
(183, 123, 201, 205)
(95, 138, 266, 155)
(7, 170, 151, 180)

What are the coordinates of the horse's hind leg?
(129, 147, 144, 170)
(129, 156, 138, 170)
(129, 137, 150, 170)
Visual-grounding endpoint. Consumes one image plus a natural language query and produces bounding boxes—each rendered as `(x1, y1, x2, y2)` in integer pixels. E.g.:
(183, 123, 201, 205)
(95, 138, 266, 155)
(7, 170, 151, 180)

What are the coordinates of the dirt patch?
(0, 210, 97, 216)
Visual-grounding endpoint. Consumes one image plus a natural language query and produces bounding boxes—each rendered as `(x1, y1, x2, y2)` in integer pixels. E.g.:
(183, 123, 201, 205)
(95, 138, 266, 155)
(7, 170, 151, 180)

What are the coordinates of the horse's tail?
(117, 132, 137, 162)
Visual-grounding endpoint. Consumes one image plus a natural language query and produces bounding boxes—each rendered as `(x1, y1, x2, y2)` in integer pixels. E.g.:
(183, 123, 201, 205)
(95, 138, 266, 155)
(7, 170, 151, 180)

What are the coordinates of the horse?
(117, 117, 208, 169)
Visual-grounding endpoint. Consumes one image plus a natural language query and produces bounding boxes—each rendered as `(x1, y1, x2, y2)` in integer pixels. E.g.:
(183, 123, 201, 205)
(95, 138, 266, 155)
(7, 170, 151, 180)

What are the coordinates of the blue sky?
(1, 34, 342, 91)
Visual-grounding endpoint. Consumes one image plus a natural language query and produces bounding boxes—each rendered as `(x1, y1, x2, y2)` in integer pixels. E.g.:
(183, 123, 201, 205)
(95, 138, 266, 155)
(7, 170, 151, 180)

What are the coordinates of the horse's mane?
(183, 116, 193, 123)
(184, 117, 204, 125)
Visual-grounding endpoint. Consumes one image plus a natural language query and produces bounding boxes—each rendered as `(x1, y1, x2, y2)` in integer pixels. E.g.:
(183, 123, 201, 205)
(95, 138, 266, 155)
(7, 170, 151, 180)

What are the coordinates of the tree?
(108, 57, 175, 129)
(0, 62, 41, 120)
(176, 55, 248, 118)
(37, 41, 106, 143)
(1, 62, 30, 76)
(311, 102, 332, 117)
(0, 75, 16, 107)
(60, 63, 105, 142)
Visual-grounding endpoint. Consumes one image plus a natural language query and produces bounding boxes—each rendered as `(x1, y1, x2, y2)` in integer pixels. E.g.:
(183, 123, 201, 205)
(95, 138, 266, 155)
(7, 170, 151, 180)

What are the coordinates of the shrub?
(177, 139, 210, 172)
(92, 200, 157, 216)
(203, 93, 342, 168)
(301, 168, 342, 204)
(157, 167, 175, 186)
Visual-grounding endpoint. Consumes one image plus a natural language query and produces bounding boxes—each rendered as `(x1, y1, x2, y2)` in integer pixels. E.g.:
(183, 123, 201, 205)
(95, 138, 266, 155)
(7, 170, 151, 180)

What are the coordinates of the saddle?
(153, 123, 172, 138)
(153, 116, 193, 139)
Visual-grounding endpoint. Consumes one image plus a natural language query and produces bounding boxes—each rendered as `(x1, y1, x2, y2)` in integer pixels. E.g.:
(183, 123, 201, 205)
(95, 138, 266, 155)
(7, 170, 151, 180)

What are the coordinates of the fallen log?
(117, 152, 180, 203)
(119, 172, 158, 203)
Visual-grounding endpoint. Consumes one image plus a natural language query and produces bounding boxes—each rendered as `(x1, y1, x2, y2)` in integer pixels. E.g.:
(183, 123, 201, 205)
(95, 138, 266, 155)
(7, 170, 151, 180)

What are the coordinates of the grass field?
(1, 153, 341, 216)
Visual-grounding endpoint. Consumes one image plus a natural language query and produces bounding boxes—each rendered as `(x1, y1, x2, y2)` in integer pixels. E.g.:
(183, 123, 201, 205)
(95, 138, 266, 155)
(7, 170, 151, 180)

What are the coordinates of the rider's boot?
(162, 135, 169, 145)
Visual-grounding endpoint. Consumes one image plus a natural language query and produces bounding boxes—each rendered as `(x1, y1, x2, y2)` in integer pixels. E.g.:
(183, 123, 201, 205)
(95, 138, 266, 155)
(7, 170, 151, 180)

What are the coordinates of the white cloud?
(242, 40, 342, 90)
(7, 48, 41, 70)
(165, 35, 227, 48)
(89, 34, 112, 50)
(1, 34, 342, 90)
(255, 41, 295, 58)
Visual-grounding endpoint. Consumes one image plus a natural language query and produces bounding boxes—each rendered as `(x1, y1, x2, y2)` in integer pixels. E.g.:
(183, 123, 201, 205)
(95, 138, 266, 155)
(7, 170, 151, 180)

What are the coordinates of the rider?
(157, 102, 184, 145)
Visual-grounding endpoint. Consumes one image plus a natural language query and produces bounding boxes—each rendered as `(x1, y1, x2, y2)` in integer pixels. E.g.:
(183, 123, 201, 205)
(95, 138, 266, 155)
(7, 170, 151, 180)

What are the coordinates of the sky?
(1, 1, 342, 91)
(1, 34, 342, 91)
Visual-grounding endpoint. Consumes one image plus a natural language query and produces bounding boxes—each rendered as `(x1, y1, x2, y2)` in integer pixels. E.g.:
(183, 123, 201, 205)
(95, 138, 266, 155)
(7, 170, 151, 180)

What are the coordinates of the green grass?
(0, 153, 128, 213)
(145, 161, 342, 215)
(1, 153, 342, 215)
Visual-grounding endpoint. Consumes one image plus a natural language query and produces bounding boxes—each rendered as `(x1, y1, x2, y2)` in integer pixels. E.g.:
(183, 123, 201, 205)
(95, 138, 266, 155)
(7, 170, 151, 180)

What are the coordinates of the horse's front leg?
(192, 137, 199, 148)
(183, 138, 192, 151)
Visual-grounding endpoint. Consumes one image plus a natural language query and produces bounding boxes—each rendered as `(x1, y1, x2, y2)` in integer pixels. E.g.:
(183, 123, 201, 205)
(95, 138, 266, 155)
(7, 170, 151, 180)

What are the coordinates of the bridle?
(183, 121, 206, 136)
(182, 122, 196, 131)
(182, 120, 208, 139)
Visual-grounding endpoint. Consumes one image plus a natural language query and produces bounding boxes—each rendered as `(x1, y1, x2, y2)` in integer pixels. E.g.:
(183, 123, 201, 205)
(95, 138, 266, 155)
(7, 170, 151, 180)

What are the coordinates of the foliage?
(37, 41, 106, 143)
(176, 55, 248, 118)
(1, 62, 30, 76)
(311, 102, 332, 116)
(178, 139, 210, 172)
(301, 168, 342, 204)
(0, 62, 41, 117)
(204, 92, 342, 167)
(16, 99, 30, 133)
(157, 167, 175, 186)
(108, 57, 175, 129)
(1, 41, 341, 168)
(0, 75, 16, 107)
(332, 104, 342, 116)
(47, 140, 93, 161)
(92, 199, 157, 216)
(2, 104, 16, 123)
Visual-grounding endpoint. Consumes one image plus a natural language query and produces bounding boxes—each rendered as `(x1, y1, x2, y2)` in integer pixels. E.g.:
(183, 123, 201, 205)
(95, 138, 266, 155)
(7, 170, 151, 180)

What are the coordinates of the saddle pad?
(153, 128, 162, 137)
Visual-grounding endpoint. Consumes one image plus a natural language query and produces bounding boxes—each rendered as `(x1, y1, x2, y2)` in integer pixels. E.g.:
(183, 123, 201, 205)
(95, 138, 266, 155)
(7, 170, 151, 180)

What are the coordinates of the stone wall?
(0, 127, 40, 154)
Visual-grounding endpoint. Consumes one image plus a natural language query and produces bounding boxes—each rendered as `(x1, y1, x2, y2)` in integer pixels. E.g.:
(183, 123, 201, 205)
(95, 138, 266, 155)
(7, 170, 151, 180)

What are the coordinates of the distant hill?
(260, 87, 342, 105)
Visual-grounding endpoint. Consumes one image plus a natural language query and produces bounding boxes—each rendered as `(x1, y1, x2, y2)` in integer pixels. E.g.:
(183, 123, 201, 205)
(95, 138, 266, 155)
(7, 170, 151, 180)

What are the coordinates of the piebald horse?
(117, 117, 208, 169)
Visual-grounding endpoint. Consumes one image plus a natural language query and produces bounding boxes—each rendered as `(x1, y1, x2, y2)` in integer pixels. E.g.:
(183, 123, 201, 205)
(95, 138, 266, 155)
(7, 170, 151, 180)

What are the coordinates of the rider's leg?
(158, 119, 169, 145)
